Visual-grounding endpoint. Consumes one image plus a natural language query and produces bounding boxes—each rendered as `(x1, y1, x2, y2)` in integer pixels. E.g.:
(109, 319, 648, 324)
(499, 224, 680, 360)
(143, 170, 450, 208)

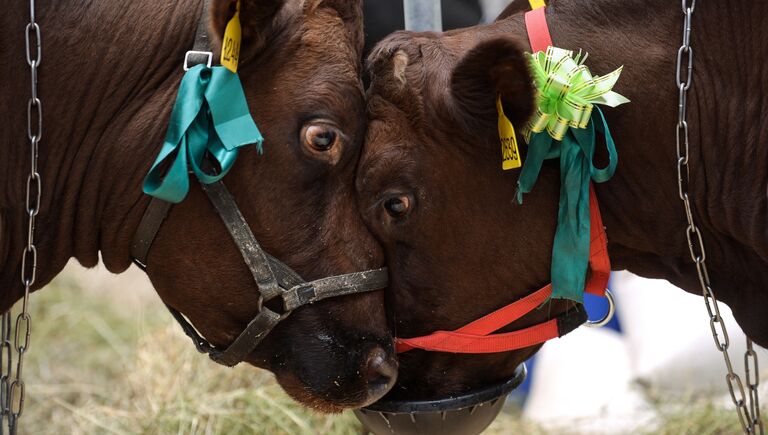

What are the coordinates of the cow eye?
(383, 195, 412, 218)
(302, 124, 339, 152)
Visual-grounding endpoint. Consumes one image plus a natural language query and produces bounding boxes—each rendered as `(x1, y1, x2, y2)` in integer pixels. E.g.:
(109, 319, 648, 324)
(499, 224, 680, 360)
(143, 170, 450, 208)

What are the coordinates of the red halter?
(395, 8, 611, 354)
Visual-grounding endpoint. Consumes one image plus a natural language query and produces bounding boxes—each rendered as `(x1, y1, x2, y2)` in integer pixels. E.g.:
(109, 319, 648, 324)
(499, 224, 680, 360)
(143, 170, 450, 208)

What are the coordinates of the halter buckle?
(282, 283, 318, 312)
(183, 50, 213, 71)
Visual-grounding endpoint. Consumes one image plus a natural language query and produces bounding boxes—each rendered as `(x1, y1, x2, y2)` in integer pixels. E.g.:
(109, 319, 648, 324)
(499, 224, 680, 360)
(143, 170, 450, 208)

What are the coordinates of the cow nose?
(363, 346, 398, 404)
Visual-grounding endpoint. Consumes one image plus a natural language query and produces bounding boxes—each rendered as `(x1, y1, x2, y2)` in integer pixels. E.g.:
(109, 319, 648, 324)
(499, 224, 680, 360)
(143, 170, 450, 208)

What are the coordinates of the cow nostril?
(364, 347, 397, 403)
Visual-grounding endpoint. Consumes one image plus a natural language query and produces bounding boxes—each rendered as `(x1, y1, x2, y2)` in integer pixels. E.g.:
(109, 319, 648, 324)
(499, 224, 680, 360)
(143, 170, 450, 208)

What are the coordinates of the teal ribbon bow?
(516, 47, 629, 301)
(143, 64, 263, 203)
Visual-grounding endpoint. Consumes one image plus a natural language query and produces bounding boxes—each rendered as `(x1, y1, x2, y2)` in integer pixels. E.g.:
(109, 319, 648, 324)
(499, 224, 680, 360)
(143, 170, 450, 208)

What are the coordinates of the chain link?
(675, 2, 762, 433)
(2, 0, 42, 433)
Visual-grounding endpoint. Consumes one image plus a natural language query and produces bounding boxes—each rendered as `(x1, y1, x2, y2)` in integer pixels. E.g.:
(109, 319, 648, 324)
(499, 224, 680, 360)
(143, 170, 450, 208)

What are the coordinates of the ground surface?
(10, 262, 760, 434)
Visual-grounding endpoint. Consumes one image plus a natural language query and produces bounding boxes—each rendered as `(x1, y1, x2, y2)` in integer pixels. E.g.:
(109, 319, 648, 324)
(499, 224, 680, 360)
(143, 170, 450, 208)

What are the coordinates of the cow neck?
(0, 1, 201, 305)
(506, 1, 700, 289)
(394, 6, 612, 355)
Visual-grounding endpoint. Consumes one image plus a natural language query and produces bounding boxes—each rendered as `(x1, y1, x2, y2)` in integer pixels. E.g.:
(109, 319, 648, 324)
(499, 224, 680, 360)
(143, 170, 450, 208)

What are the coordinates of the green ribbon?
(525, 47, 629, 141)
(517, 47, 628, 302)
(143, 64, 263, 203)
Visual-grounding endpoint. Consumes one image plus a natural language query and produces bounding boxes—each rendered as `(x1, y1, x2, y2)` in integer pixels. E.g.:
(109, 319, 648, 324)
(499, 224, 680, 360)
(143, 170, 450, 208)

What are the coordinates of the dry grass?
(641, 395, 757, 435)
(12, 263, 764, 434)
(21, 265, 361, 434)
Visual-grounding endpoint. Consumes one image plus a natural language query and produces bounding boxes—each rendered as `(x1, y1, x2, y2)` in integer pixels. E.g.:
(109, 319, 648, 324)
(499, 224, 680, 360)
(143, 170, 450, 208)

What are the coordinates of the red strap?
(524, 7, 553, 53)
(585, 183, 610, 296)
(396, 285, 553, 352)
(396, 318, 560, 354)
(452, 284, 552, 335)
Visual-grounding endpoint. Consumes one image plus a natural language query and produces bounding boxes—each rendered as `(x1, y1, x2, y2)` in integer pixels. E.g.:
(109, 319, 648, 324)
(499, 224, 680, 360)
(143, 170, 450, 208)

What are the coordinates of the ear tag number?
(497, 96, 522, 170)
(221, 1, 242, 73)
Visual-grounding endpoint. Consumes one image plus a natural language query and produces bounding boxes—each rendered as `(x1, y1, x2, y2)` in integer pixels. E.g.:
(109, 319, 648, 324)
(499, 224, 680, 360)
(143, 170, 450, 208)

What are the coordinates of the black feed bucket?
(355, 364, 527, 435)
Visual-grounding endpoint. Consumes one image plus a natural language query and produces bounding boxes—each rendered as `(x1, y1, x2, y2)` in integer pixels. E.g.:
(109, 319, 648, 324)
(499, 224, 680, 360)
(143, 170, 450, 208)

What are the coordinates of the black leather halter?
(130, 1, 388, 367)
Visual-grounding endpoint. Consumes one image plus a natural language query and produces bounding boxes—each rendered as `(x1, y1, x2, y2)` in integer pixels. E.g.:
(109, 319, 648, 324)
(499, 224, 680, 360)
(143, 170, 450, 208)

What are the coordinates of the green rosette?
(517, 47, 629, 301)
(525, 47, 629, 141)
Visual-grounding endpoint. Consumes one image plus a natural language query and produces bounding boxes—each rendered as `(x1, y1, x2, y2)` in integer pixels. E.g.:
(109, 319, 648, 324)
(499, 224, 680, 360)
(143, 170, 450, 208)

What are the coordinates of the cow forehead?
(300, 6, 362, 79)
(366, 95, 423, 146)
(364, 107, 412, 159)
(358, 105, 420, 186)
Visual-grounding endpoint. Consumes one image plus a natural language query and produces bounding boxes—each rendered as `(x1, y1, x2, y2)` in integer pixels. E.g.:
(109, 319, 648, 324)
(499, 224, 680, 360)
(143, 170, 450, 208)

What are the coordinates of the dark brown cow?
(0, 0, 396, 411)
(358, 0, 768, 400)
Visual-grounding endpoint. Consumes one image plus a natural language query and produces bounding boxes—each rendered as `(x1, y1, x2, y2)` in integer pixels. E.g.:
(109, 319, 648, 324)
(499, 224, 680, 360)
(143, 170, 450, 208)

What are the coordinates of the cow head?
(357, 30, 572, 399)
(146, 0, 395, 411)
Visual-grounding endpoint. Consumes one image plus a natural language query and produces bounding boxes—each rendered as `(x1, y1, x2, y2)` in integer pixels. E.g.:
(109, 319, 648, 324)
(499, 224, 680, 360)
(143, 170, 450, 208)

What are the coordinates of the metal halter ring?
(583, 289, 615, 328)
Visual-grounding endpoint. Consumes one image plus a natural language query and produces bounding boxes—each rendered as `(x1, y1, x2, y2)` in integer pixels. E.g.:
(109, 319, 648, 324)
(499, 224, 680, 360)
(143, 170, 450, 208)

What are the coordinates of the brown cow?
(1, 0, 396, 411)
(357, 0, 768, 400)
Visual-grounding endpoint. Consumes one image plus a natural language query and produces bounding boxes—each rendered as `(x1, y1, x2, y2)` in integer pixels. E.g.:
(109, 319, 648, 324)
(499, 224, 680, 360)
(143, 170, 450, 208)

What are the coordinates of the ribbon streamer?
(517, 47, 628, 301)
(143, 64, 263, 203)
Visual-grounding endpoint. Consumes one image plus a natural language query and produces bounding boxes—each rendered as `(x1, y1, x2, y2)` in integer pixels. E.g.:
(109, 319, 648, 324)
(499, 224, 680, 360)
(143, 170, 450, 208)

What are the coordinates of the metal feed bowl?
(355, 364, 527, 435)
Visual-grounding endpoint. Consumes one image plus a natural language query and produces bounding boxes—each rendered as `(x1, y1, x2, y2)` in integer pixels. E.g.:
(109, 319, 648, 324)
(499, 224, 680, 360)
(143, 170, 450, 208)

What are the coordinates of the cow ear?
(210, 0, 285, 57)
(450, 36, 535, 140)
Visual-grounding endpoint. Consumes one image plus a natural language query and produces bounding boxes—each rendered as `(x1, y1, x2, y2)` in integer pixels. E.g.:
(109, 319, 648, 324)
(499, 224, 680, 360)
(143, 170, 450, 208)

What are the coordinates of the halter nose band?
(133, 179, 390, 367)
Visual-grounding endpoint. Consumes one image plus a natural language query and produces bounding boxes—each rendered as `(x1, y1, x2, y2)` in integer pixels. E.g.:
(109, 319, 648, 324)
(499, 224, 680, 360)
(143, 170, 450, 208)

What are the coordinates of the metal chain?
(747, 339, 765, 434)
(3, 1, 42, 433)
(0, 313, 11, 435)
(675, 1, 763, 433)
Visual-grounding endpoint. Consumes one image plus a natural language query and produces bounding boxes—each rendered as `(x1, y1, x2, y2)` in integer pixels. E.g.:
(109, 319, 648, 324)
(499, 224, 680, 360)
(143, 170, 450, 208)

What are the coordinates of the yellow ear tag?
(529, 0, 547, 9)
(220, 1, 242, 73)
(497, 96, 522, 170)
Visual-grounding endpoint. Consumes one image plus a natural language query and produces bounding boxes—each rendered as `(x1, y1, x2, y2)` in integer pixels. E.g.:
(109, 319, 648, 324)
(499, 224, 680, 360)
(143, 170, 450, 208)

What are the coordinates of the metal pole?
(403, 0, 443, 31)
(480, 0, 511, 23)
